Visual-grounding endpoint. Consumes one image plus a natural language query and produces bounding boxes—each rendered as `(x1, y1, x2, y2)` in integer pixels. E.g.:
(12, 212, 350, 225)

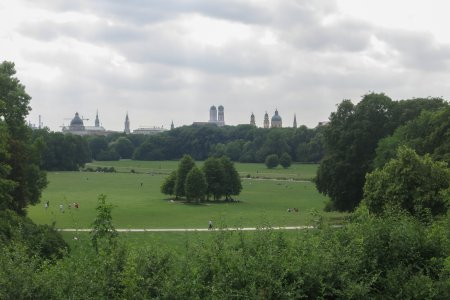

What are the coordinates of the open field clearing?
(87, 160, 318, 180)
(28, 162, 346, 229)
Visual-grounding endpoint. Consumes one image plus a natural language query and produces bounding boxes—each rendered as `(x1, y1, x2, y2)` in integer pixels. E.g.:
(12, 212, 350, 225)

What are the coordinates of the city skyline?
(2, 0, 450, 131)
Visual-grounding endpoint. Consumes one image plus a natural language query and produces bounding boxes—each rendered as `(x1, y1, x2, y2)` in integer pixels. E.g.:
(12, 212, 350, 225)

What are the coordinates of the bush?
(265, 154, 279, 169)
(279, 152, 292, 169)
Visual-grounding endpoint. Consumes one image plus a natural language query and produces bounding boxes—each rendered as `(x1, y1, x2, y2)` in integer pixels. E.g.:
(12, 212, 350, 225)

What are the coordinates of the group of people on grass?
(45, 201, 79, 212)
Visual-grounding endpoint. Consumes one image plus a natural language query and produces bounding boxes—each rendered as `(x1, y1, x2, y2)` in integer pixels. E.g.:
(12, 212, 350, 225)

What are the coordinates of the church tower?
(217, 105, 225, 126)
(124, 112, 130, 134)
(209, 106, 217, 123)
(293, 114, 297, 128)
(250, 113, 256, 126)
(263, 112, 269, 128)
(170, 121, 174, 130)
(95, 110, 100, 127)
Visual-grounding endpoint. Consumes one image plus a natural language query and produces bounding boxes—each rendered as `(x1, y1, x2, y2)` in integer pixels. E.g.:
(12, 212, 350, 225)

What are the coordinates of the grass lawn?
(87, 160, 318, 180)
(27, 164, 345, 229)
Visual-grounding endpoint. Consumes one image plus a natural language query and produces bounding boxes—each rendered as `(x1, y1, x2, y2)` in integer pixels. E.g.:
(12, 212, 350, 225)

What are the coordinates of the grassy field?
(27, 162, 346, 230)
(87, 160, 318, 181)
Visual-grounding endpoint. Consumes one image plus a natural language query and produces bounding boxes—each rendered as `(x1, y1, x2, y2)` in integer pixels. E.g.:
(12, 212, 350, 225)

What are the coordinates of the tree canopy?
(0, 61, 47, 215)
(363, 146, 450, 218)
(316, 93, 448, 212)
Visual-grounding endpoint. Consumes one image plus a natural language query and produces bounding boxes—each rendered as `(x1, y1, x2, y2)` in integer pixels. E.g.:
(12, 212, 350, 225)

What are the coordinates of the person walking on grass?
(208, 220, 213, 230)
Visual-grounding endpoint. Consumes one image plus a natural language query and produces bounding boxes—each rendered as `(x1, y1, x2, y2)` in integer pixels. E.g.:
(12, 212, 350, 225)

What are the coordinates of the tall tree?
(184, 166, 207, 203)
(363, 147, 450, 218)
(0, 61, 47, 215)
(316, 94, 449, 212)
(174, 155, 195, 198)
(220, 156, 242, 201)
(316, 94, 396, 211)
(202, 157, 225, 200)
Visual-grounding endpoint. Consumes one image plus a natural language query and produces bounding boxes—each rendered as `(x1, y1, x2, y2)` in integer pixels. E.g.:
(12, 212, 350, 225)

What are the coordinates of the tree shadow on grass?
(162, 198, 243, 206)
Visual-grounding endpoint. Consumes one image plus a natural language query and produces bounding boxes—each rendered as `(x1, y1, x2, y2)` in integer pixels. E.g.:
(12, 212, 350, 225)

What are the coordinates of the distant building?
(124, 112, 130, 134)
(293, 114, 297, 128)
(195, 105, 226, 127)
(271, 109, 282, 128)
(263, 112, 269, 128)
(170, 121, 174, 130)
(250, 113, 256, 126)
(132, 126, 168, 135)
(62, 112, 107, 136)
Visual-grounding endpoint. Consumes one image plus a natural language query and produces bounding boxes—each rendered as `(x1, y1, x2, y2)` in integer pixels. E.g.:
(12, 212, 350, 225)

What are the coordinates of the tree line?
(29, 122, 325, 171)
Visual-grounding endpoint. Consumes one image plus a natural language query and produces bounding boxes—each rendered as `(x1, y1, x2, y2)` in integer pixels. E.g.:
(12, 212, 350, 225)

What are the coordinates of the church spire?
(95, 109, 100, 127)
(293, 114, 297, 128)
(170, 120, 174, 130)
(124, 112, 130, 134)
(250, 112, 256, 126)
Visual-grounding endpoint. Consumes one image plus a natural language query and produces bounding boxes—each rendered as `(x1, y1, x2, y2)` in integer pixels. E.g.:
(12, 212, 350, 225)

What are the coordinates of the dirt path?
(58, 226, 315, 232)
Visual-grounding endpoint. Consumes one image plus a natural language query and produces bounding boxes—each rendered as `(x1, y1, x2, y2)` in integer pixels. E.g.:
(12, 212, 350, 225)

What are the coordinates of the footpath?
(58, 226, 315, 232)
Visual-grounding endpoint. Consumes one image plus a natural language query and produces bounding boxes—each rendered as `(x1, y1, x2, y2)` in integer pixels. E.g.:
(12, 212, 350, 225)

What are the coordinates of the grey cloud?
(377, 29, 450, 71)
(20, 19, 278, 76)
(23, 0, 272, 25)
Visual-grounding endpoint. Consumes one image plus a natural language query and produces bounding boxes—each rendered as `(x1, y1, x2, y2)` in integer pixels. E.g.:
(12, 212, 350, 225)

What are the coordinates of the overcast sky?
(2, 0, 450, 131)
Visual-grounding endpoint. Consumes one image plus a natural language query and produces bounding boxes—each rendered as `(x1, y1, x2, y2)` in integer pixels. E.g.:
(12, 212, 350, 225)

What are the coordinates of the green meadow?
(27, 162, 346, 230)
(87, 160, 318, 180)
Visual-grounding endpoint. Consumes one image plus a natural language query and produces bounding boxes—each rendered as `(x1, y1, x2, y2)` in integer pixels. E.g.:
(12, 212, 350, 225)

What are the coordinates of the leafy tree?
(316, 94, 397, 211)
(265, 154, 279, 169)
(112, 137, 134, 159)
(0, 61, 47, 215)
(96, 148, 120, 161)
(375, 106, 450, 167)
(91, 194, 118, 253)
(87, 136, 108, 160)
(174, 155, 195, 198)
(184, 166, 207, 203)
(279, 152, 292, 169)
(363, 146, 450, 218)
(160, 171, 177, 196)
(220, 156, 242, 200)
(202, 157, 225, 200)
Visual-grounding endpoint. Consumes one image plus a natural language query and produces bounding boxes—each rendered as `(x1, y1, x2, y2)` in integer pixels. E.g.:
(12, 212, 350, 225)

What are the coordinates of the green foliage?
(375, 106, 450, 167)
(160, 170, 176, 196)
(111, 137, 134, 159)
(0, 209, 68, 259)
(279, 152, 292, 168)
(316, 93, 448, 212)
(363, 146, 450, 218)
(0, 61, 47, 215)
(175, 154, 196, 198)
(3, 213, 449, 299)
(91, 194, 118, 252)
(220, 156, 242, 200)
(185, 166, 207, 203)
(202, 157, 225, 200)
(265, 154, 279, 169)
(31, 130, 91, 171)
(132, 124, 324, 163)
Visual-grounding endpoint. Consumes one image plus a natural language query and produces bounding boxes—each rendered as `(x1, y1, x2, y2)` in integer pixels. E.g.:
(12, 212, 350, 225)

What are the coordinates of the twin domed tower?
(209, 105, 225, 126)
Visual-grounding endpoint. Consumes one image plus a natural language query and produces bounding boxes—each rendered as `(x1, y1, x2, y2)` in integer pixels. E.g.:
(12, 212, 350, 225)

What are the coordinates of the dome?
(271, 110, 282, 122)
(210, 105, 217, 110)
(218, 105, 224, 110)
(70, 112, 84, 126)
